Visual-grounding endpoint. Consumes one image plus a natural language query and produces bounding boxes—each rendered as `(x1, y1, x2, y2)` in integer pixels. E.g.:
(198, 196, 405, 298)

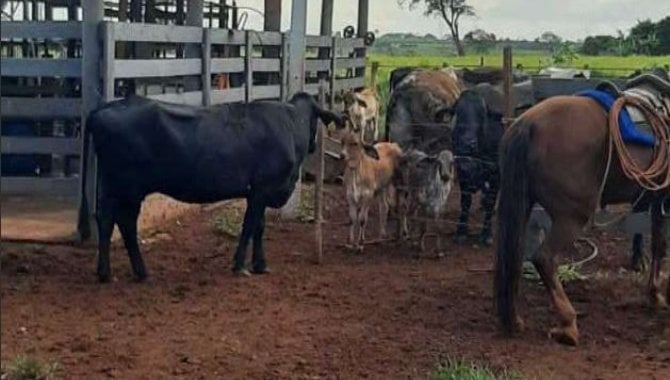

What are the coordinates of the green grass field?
(362, 53, 669, 135)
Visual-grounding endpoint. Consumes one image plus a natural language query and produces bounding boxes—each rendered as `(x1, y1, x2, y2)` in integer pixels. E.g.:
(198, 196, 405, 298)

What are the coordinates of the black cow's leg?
(455, 159, 477, 243)
(630, 233, 645, 272)
(251, 205, 269, 275)
(479, 166, 500, 246)
(232, 197, 261, 275)
(116, 200, 147, 282)
(96, 191, 116, 283)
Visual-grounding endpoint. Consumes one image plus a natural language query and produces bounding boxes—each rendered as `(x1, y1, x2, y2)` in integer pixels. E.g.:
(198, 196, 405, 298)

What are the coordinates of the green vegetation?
(432, 359, 521, 380)
(522, 262, 587, 283)
(1, 355, 60, 380)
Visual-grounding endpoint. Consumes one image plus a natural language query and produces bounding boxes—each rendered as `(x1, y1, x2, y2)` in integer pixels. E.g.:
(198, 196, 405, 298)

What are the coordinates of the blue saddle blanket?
(577, 90, 656, 147)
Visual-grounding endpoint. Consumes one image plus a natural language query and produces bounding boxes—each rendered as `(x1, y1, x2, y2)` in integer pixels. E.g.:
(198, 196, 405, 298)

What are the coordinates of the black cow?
(78, 93, 344, 282)
(435, 88, 504, 246)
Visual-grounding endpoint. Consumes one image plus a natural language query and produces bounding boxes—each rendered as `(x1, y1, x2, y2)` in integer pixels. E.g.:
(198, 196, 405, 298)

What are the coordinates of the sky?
(239, 0, 670, 41)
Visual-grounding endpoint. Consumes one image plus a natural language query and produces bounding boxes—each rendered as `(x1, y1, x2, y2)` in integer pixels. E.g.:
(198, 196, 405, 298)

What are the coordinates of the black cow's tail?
(76, 112, 95, 242)
(495, 118, 534, 334)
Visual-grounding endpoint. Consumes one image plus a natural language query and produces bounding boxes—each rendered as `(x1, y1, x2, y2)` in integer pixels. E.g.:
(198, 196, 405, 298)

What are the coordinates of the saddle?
(592, 71, 670, 146)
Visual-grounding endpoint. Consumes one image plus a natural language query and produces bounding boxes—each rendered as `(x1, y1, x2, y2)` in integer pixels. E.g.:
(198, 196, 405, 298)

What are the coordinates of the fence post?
(370, 61, 379, 90)
(329, 36, 337, 109)
(480, 56, 484, 66)
(101, 22, 115, 102)
(245, 30, 253, 103)
(314, 81, 327, 264)
(202, 28, 212, 106)
(502, 46, 514, 127)
(78, 0, 104, 243)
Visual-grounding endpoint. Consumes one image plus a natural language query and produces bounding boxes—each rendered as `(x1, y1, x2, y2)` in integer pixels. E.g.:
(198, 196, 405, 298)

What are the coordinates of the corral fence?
(0, 21, 366, 199)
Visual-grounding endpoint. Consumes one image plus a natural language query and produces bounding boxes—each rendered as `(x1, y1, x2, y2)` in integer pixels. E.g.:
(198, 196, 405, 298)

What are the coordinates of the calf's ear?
(355, 97, 368, 108)
(363, 144, 380, 160)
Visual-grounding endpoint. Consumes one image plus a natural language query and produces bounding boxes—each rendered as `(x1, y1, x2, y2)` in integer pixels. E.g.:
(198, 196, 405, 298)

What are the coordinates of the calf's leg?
(357, 200, 371, 251)
(378, 191, 389, 239)
(348, 201, 358, 247)
(116, 200, 147, 281)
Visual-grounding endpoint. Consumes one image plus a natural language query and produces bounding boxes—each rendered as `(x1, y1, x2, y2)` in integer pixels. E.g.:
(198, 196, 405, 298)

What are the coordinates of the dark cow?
(78, 93, 344, 282)
(435, 87, 504, 245)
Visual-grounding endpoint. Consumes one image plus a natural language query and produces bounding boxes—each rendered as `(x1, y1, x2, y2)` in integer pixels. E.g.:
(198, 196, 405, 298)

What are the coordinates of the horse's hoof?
(233, 268, 251, 277)
(549, 326, 579, 346)
(250, 266, 271, 275)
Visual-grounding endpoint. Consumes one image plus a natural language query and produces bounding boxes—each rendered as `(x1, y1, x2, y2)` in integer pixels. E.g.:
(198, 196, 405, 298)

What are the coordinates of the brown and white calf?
(340, 131, 403, 252)
(394, 149, 455, 256)
(343, 88, 380, 143)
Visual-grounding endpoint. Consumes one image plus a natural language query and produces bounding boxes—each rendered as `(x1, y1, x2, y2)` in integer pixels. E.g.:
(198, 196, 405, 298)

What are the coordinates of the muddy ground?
(1, 185, 669, 379)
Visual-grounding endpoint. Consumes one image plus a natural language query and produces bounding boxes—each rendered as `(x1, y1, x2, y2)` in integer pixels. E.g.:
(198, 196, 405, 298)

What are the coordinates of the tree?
(580, 35, 618, 56)
(538, 31, 562, 52)
(656, 16, 670, 55)
(398, 0, 475, 56)
(629, 19, 659, 55)
(463, 28, 497, 54)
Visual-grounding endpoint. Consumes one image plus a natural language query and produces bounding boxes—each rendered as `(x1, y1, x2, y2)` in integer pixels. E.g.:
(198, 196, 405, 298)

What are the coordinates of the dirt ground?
(1, 185, 669, 380)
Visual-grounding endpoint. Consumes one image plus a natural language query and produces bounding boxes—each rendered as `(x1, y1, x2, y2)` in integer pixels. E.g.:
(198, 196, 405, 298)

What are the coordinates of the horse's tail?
(76, 111, 97, 242)
(495, 118, 534, 333)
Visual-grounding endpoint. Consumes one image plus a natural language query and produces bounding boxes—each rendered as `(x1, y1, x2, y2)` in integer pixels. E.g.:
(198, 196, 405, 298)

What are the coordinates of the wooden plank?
(246, 30, 282, 46)
(2, 137, 81, 155)
(209, 29, 246, 45)
(329, 36, 337, 109)
(335, 57, 366, 70)
(305, 59, 330, 72)
(1, 177, 80, 197)
(252, 58, 280, 72)
(148, 91, 204, 106)
(1, 97, 81, 119)
(210, 88, 245, 104)
(251, 85, 281, 100)
(306, 35, 331, 47)
(337, 38, 365, 49)
(1, 58, 82, 77)
(211, 58, 245, 73)
(114, 59, 202, 78)
(280, 33, 289, 101)
(1, 21, 82, 39)
(334, 76, 365, 92)
(111, 22, 202, 43)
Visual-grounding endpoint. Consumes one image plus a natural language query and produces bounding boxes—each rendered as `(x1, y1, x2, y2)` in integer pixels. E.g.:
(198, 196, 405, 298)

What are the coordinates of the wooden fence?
(1, 21, 367, 198)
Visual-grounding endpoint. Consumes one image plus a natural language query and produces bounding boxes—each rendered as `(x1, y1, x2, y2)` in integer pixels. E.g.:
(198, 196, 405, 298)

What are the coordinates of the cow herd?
(78, 65, 536, 280)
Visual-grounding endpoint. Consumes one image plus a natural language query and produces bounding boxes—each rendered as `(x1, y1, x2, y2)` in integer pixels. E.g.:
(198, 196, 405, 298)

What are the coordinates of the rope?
(609, 95, 670, 191)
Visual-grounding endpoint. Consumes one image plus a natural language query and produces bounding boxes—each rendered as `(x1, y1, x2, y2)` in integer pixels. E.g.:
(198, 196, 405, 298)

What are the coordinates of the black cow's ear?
(434, 106, 454, 122)
(363, 144, 380, 160)
(317, 108, 347, 129)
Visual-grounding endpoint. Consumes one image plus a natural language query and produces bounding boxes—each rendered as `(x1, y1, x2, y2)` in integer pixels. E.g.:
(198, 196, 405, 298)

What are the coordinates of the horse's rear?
(495, 94, 667, 346)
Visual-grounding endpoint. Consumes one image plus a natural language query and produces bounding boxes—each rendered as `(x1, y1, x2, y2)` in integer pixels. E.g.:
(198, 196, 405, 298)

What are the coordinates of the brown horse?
(494, 93, 669, 346)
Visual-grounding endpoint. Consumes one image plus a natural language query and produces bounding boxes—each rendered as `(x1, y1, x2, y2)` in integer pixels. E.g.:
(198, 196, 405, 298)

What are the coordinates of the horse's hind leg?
(116, 200, 147, 282)
(533, 215, 585, 346)
(648, 200, 667, 309)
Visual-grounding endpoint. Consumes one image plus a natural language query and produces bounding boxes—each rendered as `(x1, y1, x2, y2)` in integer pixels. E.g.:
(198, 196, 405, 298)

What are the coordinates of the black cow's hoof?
(133, 273, 148, 283)
(251, 266, 271, 275)
(455, 234, 468, 244)
(98, 274, 111, 283)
